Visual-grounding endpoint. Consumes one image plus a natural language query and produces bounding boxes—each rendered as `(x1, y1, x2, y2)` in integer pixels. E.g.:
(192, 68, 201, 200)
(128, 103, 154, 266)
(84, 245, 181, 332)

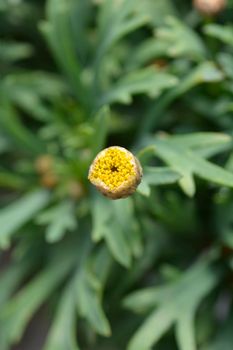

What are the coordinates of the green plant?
(1, 0, 233, 349)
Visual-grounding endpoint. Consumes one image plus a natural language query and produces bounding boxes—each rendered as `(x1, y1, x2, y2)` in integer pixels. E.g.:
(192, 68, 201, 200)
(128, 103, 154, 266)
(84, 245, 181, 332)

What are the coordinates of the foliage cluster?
(1, 0, 233, 349)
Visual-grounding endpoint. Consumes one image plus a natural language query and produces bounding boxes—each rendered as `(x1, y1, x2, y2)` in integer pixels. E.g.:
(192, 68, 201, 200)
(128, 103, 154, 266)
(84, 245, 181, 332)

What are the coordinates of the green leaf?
(169, 132, 233, 158)
(104, 223, 132, 268)
(69, 1, 92, 64)
(41, 0, 90, 108)
(0, 134, 10, 154)
(0, 263, 29, 307)
(37, 200, 77, 243)
(178, 61, 224, 93)
(96, 0, 149, 63)
(112, 199, 143, 258)
(176, 313, 196, 350)
(91, 193, 131, 267)
(0, 41, 33, 62)
(156, 16, 206, 60)
(44, 286, 80, 350)
(3, 72, 67, 121)
(91, 193, 113, 242)
(0, 251, 76, 348)
(137, 62, 224, 138)
(74, 267, 111, 336)
(91, 193, 141, 267)
(128, 306, 174, 350)
(204, 24, 233, 47)
(218, 53, 233, 80)
(126, 38, 170, 70)
(137, 166, 181, 196)
(0, 190, 51, 248)
(0, 100, 44, 154)
(137, 0, 178, 27)
(125, 254, 220, 350)
(91, 106, 110, 155)
(152, 135, 233, 196)
(169, 132, 232, 151)
(0, 170, 26, 190)
(99, 67, 178, 105)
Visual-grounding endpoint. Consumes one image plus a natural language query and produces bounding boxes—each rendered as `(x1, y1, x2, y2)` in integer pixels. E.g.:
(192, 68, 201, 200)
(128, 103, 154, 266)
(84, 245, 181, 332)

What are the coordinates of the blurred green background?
(1, 0, 233, 349)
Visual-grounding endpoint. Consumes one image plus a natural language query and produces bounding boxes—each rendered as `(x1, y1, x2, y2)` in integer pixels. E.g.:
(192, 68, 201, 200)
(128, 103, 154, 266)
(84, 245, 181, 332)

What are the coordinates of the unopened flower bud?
(88, 146, 142, 200)
(35, 155, 54, 174)
(41, 172, 58, 189)
(193, 0, 226, 16)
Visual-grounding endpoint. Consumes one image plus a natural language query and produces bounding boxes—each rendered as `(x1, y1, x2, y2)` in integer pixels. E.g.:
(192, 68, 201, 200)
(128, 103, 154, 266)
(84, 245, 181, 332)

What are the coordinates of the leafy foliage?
(1, 0, 233, 349)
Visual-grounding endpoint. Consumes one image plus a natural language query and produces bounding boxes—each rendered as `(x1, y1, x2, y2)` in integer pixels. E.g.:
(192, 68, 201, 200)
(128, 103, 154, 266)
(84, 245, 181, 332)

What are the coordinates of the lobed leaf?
(151, 135, 233, 196)
(74, 267, 111, 336)
(126, 254, 220, 350)
(91, 193, 142, 267)
(99, 67, 178, 106)
(37, 200, 77, 243)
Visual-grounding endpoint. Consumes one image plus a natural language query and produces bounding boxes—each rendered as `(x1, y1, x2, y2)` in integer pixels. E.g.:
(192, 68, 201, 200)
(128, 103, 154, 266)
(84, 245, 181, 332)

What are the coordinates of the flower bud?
(193, 0, 226, 16)
(88, 146, 142, 200)
(41, 172, 58, 189)
(35, 155, 54, 174)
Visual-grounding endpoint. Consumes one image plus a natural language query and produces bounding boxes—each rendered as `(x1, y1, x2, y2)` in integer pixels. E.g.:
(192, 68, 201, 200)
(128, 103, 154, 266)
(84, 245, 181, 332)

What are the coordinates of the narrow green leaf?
(0, 170, 26, 190)
(44, 287, 80, 350)
(218, 52, 233, 79)
(0, 100, 44, 154)
(91, 106, 110, 155)
(142, 167, 182, 186)
(0, 190, 51, 248)
(137, 166, 181, 196)
(128, 306, 174, 350)
(123, 286, 168, 313)
(204, 24, 233, 47)
(176, 313, 196, 350)
(0, 41, 33, 62)
(91, 193, 113, 242)
(105, 224, 132, 268)
(190, 151, 233, 188)
(96, 0, 149, 63)
(41, 0, 89, 107)
(0, 263, 29, 306)
(75, 268, 111, 336)
(137, 179, 150, 196)
(178, 174, 196, 197)
(0, 252, 76, 347)
(169, 133, 232, 151)
(112, 198, 143, 258)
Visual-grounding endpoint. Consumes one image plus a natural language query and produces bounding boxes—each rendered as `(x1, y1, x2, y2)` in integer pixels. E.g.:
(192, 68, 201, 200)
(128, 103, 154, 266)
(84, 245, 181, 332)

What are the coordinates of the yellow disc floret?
(88, 146, 142, 199)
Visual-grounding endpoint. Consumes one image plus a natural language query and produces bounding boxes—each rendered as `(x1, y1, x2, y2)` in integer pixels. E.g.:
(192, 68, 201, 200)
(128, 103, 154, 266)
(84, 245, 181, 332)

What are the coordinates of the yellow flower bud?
(193, 0, 226, 16)
(88, 146, 143, 199)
